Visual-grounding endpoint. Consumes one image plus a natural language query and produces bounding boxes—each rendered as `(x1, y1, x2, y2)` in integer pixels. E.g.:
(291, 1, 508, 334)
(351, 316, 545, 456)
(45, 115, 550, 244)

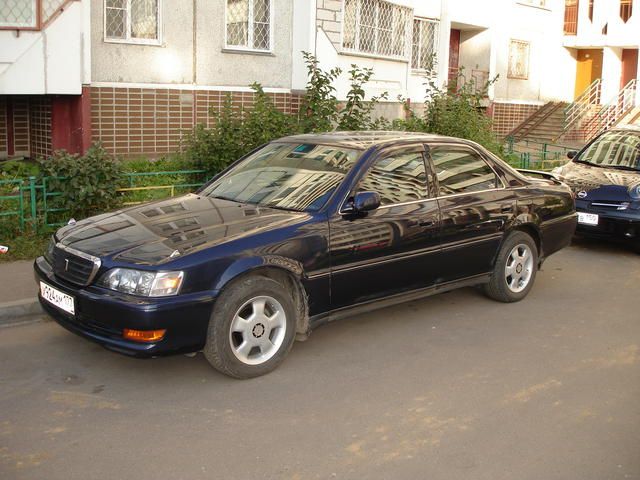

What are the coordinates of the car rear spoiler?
(516, 169, 563, 184)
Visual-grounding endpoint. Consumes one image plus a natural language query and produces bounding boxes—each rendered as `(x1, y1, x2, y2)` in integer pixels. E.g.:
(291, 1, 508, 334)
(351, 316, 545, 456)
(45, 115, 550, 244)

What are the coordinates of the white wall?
(0, 1, 89, 94)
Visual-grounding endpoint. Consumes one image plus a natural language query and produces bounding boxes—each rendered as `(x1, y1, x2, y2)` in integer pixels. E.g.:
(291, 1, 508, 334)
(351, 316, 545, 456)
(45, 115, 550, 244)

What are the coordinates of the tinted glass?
(578, 130, 640, 171)
(201, 143, 359, 212)
(432, 148, 498, 195)
(358, 151, 428, 205)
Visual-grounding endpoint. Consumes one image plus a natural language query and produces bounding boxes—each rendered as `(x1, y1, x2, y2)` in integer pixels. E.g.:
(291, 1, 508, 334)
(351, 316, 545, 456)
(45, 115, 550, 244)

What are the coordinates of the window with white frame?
(226, 0, 272, 51)
(412, 18, 439, 73)
(105, 0, 160, 44)
(508, 39, 530, 79)
(342, 0, 412, 60)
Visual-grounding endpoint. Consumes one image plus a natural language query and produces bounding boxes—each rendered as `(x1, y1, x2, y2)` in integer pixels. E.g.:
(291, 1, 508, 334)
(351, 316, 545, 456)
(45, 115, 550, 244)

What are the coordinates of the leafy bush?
(0, 159, 40, 180)
(184, 83, 299, 175)
(39, 144, 123, 219)
(299, 51, 342, 133)
(337, 65, 388, 131)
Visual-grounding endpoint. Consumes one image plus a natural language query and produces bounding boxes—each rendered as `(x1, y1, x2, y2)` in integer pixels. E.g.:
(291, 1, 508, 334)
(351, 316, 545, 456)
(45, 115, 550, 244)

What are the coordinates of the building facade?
(0, 0, 639, 160)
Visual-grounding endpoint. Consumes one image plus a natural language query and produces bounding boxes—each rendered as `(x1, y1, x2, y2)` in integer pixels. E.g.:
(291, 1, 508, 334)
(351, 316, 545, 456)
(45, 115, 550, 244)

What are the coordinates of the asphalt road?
(1, 239, 639, 480)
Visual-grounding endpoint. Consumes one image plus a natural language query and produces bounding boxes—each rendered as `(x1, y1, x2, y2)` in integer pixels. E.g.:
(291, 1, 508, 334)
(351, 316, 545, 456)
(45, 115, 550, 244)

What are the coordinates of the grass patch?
(0, 226, 51, 263)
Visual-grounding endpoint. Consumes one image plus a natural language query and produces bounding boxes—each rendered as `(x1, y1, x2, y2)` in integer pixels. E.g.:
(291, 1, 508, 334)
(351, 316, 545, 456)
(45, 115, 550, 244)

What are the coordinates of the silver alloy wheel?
(504, 243, 534, 293)
(229, 296, 287, 366)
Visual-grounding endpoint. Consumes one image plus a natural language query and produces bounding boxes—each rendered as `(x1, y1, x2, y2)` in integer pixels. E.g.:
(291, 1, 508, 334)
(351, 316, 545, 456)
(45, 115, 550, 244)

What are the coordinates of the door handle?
(418, 219, 435, 227)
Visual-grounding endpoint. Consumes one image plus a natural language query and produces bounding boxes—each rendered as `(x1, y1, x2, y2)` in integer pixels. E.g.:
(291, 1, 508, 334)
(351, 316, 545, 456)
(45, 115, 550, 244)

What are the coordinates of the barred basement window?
(508, 39, 530, 80)
(105, 0, 160, 44)
(412, 18, 439, 73)
(343, 0, 412, 60)
(226, 0, 272, 52)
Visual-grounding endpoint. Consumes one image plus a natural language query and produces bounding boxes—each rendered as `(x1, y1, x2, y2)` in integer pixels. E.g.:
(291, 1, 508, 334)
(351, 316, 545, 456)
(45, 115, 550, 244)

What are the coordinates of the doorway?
(621, 49, 638, 88)
(574, 49, 603, 99)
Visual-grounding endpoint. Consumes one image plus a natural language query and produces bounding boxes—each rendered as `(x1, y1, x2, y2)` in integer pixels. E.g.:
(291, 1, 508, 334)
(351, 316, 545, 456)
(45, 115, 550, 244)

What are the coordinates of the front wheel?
(483, 231, 538, 303)
(204, 275, 297, 379)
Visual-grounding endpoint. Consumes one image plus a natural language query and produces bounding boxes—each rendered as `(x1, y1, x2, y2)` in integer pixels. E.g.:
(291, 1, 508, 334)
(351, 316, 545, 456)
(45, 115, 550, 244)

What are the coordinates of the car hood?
(55, 194, 309, 265)
(555, 161, 640, 193)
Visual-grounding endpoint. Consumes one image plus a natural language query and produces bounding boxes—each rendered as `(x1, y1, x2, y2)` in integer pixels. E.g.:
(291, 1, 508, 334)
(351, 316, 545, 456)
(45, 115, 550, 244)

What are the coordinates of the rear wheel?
(204, 275, 297, 379)
(484, 231, 538, 303)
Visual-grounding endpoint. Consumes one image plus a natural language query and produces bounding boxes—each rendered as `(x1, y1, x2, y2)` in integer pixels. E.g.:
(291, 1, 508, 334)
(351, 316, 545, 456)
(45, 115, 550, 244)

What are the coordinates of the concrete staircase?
(507, 101, 569, 142)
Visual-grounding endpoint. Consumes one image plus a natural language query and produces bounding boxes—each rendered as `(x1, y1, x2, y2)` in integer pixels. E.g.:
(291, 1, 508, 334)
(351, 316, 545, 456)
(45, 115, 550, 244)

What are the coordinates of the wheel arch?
(213, 256, 310, 338)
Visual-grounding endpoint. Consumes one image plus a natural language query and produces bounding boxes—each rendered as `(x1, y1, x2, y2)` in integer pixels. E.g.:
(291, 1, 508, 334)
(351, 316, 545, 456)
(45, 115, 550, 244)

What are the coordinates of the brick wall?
(316, 0, 342, 47)
(0, 98, 6, 158)
(12, 98, 30, 156)
(491, 102, 542, 137)
(29, 97, 52, 159)
(91, 86, 303, 157)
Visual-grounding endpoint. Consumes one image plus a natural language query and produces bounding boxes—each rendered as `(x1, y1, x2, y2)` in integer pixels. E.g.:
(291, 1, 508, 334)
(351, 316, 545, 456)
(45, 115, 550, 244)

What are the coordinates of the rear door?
(329, 145, 442, 309)
(428, 144, 516, 282)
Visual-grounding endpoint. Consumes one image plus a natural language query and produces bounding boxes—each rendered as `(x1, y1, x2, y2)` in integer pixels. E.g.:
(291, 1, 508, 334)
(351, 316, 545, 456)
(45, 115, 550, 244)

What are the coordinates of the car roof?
(611, 124, 640, 133)
(275, 131, 466, 149)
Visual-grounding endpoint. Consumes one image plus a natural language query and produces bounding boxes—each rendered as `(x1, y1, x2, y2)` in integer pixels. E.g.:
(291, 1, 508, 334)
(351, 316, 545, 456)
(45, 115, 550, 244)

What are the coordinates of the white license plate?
(40, 281, 75, 315)
(577, 212, 599, 226)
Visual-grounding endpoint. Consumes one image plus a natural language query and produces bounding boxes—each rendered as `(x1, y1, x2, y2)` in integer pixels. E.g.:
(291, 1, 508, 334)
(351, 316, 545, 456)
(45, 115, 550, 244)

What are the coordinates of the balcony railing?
(563, 0, 579, 35)
(0, 0, 77, 31)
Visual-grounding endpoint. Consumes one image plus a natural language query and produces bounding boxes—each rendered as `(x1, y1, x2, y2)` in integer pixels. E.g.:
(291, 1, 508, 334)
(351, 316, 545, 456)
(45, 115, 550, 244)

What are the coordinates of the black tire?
(204, 275, 297, 379)
(483, 231, 538, 303)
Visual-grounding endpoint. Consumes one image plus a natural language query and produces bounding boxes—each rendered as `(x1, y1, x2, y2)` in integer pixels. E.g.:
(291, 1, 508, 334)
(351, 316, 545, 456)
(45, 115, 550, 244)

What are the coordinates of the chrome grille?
(52, 245, 101, 287)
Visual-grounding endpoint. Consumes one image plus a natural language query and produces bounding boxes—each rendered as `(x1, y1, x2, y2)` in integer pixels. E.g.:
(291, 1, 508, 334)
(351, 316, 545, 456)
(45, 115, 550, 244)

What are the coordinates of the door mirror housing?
(344, 191, 381, 215)
(567, 150, 577, 159)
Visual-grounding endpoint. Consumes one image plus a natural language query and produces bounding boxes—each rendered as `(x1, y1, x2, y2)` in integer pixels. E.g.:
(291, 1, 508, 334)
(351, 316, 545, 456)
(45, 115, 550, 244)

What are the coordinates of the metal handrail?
(564, 79, 601, 129)
(582, 79, 637, 140)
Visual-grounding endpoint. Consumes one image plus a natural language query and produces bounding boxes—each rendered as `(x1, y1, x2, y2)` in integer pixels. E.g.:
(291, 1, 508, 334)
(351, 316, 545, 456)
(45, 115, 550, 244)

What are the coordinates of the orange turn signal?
(123, 328, 166, 343)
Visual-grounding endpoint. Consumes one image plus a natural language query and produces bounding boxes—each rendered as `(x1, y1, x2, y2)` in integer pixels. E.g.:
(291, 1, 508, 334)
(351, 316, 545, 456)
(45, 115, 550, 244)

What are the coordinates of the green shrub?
(299, 51, 342, 133)
(0, 159, 40, 180)
(39, 144, 123, 219)
(184, 83, 299, 175)
(337, 64, 388, 131)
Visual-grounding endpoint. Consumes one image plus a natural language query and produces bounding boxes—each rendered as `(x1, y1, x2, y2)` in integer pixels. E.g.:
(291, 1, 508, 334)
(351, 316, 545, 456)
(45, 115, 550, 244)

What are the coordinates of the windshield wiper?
(603, 164, 640, 172)
(573, 159, 605, 168)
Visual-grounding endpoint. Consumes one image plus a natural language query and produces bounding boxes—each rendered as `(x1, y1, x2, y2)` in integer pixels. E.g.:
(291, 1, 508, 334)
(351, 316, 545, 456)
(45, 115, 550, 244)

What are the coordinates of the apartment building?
(0, 0, 639, 160)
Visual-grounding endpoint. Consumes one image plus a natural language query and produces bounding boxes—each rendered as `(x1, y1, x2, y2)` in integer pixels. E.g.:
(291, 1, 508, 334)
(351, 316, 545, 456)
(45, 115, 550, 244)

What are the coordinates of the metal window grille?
(105, 0, 159, 42)
(42, 0, 65, 21)
(342, 0, 412, 60)
(226, 0, 271, 51)
(620, 0, 633, 22)
(508, 39, 530, 80)
(563, 0, 578, 35)
(0, 0, 37, 28)
(411, 17, 439, 73)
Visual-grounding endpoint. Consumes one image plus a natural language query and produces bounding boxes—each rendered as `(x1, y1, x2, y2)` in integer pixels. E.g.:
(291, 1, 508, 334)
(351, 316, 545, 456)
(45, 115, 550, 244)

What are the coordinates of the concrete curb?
(0, 298, 45, 327)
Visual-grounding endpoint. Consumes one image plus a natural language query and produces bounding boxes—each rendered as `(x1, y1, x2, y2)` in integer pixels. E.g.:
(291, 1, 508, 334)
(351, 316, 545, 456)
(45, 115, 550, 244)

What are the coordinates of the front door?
(575, 49, 603, 99)
(621, 49, 638, 88)
(428, 144, 516, 283)
(329, 145, 441, 309)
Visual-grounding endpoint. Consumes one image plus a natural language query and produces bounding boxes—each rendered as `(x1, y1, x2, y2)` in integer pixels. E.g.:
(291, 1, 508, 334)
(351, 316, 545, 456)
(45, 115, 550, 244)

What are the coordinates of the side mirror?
(344, 191, 381, 215)
(567, 150, 577, 159)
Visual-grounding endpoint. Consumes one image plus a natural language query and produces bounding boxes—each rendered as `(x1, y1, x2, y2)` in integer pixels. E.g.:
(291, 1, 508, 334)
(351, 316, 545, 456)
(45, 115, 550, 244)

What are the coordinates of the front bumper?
(575, 206, 640, 241)
(34, 256, 216, 357)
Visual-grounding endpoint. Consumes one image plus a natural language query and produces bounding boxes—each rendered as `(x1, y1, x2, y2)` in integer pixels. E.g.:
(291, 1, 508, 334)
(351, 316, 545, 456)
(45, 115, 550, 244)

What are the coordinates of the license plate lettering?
(577, 212, 599, 226)
(40, 282, 75, 315)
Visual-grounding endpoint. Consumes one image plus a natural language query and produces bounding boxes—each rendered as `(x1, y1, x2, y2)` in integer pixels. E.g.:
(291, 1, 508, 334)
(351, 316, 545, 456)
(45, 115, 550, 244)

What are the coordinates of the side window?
(431, 147, 498, 196)
(358, 151, 428, 206)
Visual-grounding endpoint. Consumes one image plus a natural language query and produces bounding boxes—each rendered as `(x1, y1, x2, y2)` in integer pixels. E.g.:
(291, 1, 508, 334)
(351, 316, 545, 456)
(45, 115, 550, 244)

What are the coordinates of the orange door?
(621, 49, 638, 88)
(575, 49, 603, 98)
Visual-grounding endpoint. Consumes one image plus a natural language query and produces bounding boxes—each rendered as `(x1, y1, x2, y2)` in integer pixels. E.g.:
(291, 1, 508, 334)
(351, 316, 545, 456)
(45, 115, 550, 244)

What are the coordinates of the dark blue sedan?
(35, 132, 576, 378)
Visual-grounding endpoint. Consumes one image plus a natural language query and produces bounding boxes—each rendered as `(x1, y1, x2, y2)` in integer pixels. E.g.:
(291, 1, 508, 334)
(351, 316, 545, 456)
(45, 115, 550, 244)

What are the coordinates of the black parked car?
(35, 132, 576, 378)
(552, 126, 640, 245)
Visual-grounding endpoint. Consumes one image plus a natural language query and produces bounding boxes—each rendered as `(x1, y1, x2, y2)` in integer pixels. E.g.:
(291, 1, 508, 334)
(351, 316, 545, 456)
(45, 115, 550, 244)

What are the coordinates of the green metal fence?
(0, 169, 209, 232)
(504, 136, 576, 171)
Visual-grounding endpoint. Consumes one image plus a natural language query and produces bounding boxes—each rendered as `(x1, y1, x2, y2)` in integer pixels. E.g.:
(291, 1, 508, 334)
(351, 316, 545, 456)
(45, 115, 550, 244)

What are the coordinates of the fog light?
(123, 328, 166, 343)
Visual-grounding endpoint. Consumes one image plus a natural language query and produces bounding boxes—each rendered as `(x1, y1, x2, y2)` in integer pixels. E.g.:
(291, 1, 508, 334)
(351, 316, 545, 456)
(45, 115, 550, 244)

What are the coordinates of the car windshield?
(576, 130, 640, 171)
(200, 143, 360, 212)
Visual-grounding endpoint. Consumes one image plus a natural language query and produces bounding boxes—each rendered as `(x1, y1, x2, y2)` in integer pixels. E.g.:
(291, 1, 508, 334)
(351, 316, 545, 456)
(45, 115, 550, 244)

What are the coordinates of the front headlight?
(98, 269, 184, 297)
(628, 183, 640, 200)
